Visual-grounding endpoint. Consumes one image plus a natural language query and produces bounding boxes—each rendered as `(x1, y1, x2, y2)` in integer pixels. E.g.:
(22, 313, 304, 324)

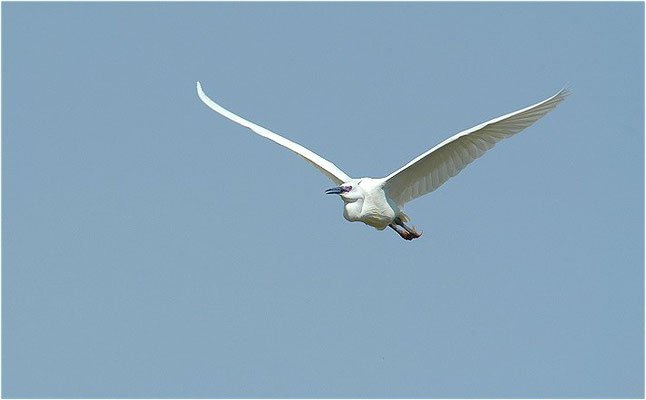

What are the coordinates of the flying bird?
(197, 82, 568, 240)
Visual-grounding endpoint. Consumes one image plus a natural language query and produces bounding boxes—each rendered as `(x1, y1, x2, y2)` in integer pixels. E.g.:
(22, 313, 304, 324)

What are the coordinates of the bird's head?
(325, 180, 363, 202)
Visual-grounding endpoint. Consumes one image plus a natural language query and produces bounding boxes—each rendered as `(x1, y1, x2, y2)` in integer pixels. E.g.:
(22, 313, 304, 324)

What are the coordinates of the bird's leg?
(394, 217, 423, 239)
(389, 223, 415, 241)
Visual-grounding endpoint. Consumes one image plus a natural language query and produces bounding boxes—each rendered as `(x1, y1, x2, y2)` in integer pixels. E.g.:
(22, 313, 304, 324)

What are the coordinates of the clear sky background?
(2, 2, 643, 398)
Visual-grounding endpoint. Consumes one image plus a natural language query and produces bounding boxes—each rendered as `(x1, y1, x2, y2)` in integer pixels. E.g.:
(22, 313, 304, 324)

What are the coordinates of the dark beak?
(325, 186, 344, 195)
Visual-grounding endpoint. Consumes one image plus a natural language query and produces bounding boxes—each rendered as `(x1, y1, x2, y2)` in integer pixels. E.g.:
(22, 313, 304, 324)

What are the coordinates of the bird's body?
(197, 82, 568, 240)
(339, 178, 397, 230)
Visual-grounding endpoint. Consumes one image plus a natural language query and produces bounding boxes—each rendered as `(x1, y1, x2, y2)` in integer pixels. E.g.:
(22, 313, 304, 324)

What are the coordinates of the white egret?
(197, 82, 568, 240)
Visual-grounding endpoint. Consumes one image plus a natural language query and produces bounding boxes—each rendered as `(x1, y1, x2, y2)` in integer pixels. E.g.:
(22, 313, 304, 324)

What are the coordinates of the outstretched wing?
(197, 82, 352, 185)
(384, 88, 569, 206)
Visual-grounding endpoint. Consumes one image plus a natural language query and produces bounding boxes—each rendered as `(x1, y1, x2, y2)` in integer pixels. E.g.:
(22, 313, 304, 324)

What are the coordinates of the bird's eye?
(343, 186, 352, 192)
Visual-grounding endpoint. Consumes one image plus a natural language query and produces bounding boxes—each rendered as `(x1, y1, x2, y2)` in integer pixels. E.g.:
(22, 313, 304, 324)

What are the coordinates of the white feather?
(196, 82, 351, 185)
(384, 88, 569, 206)
(197, 81, 568, 238)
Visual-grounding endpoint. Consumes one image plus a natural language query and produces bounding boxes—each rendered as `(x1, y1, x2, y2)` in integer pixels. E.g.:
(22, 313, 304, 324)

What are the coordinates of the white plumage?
(197, 82, 568, 240)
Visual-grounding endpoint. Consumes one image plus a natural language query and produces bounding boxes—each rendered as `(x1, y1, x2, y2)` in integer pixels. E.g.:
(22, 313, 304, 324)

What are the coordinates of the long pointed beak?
(325, 186, 344, 195)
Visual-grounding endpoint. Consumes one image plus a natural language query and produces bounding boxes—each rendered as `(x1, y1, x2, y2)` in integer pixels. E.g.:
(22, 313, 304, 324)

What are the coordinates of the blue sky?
(2, 2, 643, 398)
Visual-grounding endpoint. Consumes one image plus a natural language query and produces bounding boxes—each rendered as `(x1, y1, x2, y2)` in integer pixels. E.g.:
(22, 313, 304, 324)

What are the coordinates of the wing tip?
(196, 80, 216, 108)
(557, 84, 571, 100)
(545, 85, 570, 107)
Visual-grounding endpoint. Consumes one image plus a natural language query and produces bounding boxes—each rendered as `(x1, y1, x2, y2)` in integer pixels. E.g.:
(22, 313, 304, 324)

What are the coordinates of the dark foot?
(407, 228, 423, 239)
(393, 217, 423, 240)
(389, 223, 421, 241)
